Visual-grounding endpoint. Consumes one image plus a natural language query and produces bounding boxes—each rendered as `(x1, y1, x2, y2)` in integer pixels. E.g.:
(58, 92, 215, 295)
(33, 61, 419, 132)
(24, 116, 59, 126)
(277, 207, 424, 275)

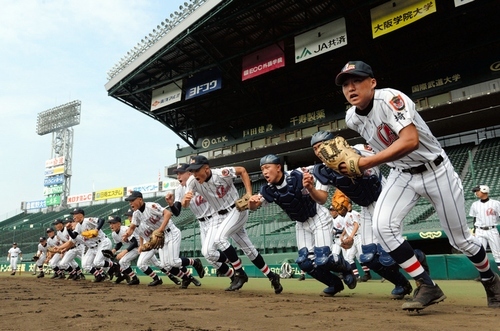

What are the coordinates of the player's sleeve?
(469, 202, 477, 217)
(186, 176, 196, 192)
(382, 89, 416, 135)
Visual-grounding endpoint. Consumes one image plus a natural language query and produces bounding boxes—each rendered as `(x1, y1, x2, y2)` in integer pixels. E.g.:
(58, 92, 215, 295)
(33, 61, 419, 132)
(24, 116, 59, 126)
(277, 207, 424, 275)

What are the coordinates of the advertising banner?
(371, 0, 436, 38)
(294, 18, 347, 63)
(24, 200, 47, 210)
(94, 187, 124, 201)
(242, 41, 285, 81)
(44, 174, 64, 187)
(44, 166, 64, 177)
(43, 185, 64, 196)
(45, 156, 65, 168)
(126, 183, 160, 195)
(162, 180, 180, 191)
(185, 69, 222, 100)
(150, 80, 182, 111)
(66, 193, 93, 204)
(45, 195, 61, 207)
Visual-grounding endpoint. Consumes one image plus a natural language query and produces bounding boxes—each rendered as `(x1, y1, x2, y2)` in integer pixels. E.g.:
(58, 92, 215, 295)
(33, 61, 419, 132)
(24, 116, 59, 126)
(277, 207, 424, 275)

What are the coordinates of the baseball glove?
(235, 193, 251, 212)
(81, 229, 99, 239)
(141, 230, 165, 251)
(331, 189, 350, 214)
(340, 237, 354, 249)
(32, 255, 39, 262)
(316, 136, 362, 178)
(101, 249, 115, 259)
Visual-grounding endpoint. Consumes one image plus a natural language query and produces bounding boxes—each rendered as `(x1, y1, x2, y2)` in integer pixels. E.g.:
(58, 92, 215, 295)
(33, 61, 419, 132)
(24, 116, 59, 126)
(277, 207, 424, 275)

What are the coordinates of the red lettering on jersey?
(486, 208, 497, 217)
(216, 185, 230, 198)
(194, 194, 206, 206)
(144, 229, 152, 237)
(377, 123, 399, 147)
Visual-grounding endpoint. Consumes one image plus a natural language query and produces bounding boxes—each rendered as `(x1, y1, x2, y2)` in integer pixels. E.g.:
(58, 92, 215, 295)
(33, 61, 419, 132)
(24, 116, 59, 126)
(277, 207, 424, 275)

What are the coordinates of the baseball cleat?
(226, 269, 248, 291)
(37, 272, 45, 278)
(167, 274, 181, 285)
(298, 274, 306, 281)
(190, 276, 202, 287)
(402, 279, 446, 311)
(92, 274, 105, 283)
(114, 274, 127, 284)
(181, 277, 192, 289)
(193, 258, 205, 278)
(148, 278, 163, 286)
(51, 273, 60, 279)
(270, 273, 283, 294)
(128, 277, 140, 285)
(361, 272, 372, 282)
(481, 273, 500, 308)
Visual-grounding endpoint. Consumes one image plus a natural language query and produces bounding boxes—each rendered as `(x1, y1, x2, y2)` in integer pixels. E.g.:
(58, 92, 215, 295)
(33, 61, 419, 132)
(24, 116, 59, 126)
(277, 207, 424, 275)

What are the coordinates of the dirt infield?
(1, 274, 498, 331)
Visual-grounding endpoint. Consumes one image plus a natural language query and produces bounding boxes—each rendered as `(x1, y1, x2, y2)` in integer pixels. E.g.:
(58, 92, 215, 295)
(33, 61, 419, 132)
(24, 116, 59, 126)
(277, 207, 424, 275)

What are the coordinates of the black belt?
(480, 226, 496, 230)
(218, 204, 236, 215)
(401, 155, 443, 175)
(198, 215, 213, 222)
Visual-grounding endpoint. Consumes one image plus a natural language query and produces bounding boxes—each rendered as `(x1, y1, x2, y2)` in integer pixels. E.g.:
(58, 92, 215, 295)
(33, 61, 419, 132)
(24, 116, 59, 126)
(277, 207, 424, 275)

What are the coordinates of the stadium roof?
(105, 0, 500, 172)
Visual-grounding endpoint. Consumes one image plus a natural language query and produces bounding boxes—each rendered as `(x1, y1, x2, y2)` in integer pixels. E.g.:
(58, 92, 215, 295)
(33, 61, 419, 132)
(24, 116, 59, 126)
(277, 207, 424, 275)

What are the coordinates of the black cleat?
(226, 269, 248, 291)
(402, 279, 446, 311)
(128, 277, 140, 285)
(37, 272, 45, 278)
(298, 274, 306, 281)
(115, 274, 127, 284)
(270, 273, 283, 294)
(181, 277, 192, 289)
(391, 281, 413, 300)
(190, 276, 201, 286)
(92, 274, 105, 283)
(481, 273, 500, 308)
(167, 274, 181, 285)
(148, 278, 163, 286)
(193, 258, 205, 278)
(361, 272, 372, 282)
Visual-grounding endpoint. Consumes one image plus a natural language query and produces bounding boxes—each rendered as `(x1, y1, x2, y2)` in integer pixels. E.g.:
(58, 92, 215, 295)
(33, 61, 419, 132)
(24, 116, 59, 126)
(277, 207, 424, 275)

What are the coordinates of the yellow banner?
(94, 187, 124, 201)
(371, 0, 436, 38)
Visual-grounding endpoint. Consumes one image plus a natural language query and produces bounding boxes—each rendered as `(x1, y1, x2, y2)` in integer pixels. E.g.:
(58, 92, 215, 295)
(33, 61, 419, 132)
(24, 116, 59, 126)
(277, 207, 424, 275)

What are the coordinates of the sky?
(0, 0, 189, 220)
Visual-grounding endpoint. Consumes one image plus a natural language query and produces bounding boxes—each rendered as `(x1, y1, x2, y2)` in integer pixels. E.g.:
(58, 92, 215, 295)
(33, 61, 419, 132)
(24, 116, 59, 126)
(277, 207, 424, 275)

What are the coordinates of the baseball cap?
(472, 185, 490, 194)
(124, 209, 133, 216)
(173, 163, 190, 173)
(13, 242, 17, 245)
(63, 217, 73, 224)
(335, 61, 374, 86)
(108, 215, 122, 224)
(52, 218, 64, 225)
(311, 131, 334, 146)
(46, 227, 54, 233)
(70, 208, 85, 215)
(186, 155, 209, 171)
(260, 154, 281, 167)
(125, 190, 143, 201)
(39, 237, 46, 242)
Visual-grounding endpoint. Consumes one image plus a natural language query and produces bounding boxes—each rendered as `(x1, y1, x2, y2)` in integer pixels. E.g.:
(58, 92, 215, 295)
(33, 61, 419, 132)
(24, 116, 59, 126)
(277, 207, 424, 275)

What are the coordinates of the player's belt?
(198, 215, 213, 222)
(480, 226, 496, 230)
(218, 204, 236, 215)
(401, 155, 443, 175)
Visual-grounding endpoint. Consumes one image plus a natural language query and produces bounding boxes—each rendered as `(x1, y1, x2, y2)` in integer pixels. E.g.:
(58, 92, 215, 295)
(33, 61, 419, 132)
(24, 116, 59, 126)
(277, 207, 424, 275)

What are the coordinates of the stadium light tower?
(36, 100, 81, 210)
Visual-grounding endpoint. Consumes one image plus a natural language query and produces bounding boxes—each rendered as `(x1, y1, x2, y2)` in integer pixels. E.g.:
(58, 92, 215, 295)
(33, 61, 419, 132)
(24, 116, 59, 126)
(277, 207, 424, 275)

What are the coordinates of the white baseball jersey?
(186, 167, 240, 211)
(73, 217, 107, 247)
(47, 235, 61, 248)
(132, 202, 172, 240)
(470, 199, 500, 228)
(8, 247, 21, 257)
(57, 227, 71, 243)
(37, 242, 48, 255)
(346, 88, 442, 169)
(343, 211, 359, 237)
(175, 184, 215, 219)
(112, 225, 139, 245)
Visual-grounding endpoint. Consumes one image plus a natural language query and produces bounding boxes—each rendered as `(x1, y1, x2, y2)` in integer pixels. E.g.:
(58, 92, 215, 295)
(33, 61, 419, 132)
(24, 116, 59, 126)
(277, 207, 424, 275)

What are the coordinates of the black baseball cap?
(125, 190, 143, 201)
(186, 155, 209, 171)
(173, 163, 190, 173)
(52, 218, 64, 225)
(63, 217, 73, 224)
(39, 237, 46, 242)
(335, 61, 374, 86)
(46, 227, 54, 233)
(70, 208, 85, 215)
(108, 216, 122, 224)
(13, 242, 17, 245)
(124, 209, 133, 216)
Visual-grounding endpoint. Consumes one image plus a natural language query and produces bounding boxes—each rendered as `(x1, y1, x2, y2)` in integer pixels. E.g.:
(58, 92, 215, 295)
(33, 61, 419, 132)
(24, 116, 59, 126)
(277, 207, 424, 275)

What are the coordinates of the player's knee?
(314, 246, 333, 267)
(240, 246, 258, 261)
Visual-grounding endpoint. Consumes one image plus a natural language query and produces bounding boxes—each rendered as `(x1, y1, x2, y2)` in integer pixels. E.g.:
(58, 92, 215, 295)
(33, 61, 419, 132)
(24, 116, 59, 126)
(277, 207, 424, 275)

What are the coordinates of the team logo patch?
(221, 169, 230, 176)
(389, 95, 405, 111)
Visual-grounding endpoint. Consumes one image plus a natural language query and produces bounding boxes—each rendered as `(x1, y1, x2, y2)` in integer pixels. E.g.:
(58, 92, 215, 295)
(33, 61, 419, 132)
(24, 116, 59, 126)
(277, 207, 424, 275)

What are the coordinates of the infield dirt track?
(0, 275, 498, 331)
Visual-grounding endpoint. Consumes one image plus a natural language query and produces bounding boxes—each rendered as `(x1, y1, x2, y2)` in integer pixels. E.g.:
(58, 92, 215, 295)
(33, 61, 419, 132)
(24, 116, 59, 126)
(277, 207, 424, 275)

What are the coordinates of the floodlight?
(36, 100, 81, 136)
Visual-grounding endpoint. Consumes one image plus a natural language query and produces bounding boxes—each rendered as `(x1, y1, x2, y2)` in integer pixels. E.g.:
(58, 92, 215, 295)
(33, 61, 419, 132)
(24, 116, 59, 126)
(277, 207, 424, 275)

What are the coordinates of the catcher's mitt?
(235, 193, 251, 212)
(81, 229, 99, 239)
(317, 136, 362, 178)
(331, 189, 350, 214)
(101, 249, 115, 259)
(141, 230, 165, 251)
(340, 237, 354, 249)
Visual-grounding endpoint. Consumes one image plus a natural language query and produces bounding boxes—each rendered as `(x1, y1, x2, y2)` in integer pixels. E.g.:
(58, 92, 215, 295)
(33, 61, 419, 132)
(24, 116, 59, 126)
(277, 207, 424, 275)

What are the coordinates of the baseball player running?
(184, 156, 283, 293)
(44, 227, 63, 279)
(311, 131, 414, 299)
(123, 191, 203, 288)
(330, 206, 344, 256)
(53, 218, 84, 280)
(166, 163, 227, 273)
(470, 185, 500, 272)
(335, 60, 500, 310)
(248, 154, 356, 296)
(33, 237, 49, 278)
(7, 242, 22, 275)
